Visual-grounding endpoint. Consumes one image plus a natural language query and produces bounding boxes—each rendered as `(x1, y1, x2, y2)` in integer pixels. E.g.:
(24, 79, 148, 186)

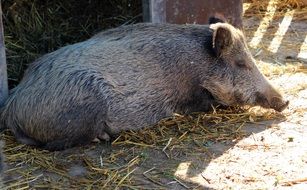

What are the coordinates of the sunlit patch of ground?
(176, 68, 307, 189)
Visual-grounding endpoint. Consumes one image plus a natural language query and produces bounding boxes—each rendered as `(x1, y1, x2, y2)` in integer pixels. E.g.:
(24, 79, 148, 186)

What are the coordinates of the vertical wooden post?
(0, 3, 8, 107)
(143, 0, 166, 23)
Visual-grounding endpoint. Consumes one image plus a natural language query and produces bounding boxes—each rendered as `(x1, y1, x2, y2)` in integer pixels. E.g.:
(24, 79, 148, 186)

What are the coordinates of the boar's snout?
(270, 97, 289, 112)
(255, 87, 289, 112)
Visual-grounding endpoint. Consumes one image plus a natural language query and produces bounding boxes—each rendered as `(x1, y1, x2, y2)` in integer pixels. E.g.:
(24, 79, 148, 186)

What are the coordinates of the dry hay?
(1, 106, 286, 189)
(245, 0, 307, 10)
(257, 62, 307, 76)
(244, 0, 307, 20)
(3, 0, 142, 88)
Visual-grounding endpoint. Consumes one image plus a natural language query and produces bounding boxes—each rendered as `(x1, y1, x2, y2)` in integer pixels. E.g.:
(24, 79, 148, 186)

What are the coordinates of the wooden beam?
(143, 0, 243, 28)
(0, 3, 8, 107)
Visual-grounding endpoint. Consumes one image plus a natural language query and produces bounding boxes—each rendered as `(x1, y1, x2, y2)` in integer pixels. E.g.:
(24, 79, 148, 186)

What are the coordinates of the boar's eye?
(235, 60, 247, 69)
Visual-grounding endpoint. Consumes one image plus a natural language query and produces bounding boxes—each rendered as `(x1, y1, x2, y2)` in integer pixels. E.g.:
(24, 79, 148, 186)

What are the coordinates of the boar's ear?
(209, 17, 225, 24)
(210, 24, 234, 57)
(209, 13, 227, 24)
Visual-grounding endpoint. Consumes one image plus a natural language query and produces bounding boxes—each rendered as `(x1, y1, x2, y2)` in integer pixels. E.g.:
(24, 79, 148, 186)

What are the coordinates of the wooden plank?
(0, 3, 8, 107)
(143, 0, 243, 28)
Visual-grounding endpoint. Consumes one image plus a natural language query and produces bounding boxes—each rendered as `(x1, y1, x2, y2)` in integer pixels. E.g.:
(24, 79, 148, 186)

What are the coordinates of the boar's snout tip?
(271, 98, 289, 112)
(256, 91, 289, 112)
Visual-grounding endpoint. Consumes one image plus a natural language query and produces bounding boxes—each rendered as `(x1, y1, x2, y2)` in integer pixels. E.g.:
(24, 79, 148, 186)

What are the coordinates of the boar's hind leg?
(13, 126, 43, 147)
(43, 136, 93, 151)
(41, 119, 105, 151)
(97, 131, 111, 141)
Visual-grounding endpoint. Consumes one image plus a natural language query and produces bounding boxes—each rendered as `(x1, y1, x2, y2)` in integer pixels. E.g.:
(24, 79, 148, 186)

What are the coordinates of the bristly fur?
(1, 22, 288, 150)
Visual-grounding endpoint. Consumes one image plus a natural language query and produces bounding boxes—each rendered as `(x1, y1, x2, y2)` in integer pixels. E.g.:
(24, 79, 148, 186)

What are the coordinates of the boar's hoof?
(92, 138, 101, 143)
(98, 132, 111, 142)
(92, 132, 111, 143)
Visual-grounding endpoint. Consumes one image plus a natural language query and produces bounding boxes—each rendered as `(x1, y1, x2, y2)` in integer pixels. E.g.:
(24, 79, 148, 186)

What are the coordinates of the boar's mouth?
(255, 92, 289, 112)
(205, 90, 289, 112)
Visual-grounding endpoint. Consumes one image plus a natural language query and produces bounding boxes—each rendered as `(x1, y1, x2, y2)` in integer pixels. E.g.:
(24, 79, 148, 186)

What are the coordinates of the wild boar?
(0, 18, 289, 150)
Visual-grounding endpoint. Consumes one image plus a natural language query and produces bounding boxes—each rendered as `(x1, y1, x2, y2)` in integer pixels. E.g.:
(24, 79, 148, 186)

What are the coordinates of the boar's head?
(202, 19, 289, 112)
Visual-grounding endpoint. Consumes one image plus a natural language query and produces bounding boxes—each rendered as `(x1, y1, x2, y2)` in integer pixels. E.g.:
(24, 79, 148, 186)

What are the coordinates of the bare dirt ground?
(1, 1, 307, 190)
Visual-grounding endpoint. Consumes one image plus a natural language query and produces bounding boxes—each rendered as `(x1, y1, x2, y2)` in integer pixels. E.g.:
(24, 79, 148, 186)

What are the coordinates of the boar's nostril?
(277, 100, 289, 112)
(271, 97, 289, 112)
